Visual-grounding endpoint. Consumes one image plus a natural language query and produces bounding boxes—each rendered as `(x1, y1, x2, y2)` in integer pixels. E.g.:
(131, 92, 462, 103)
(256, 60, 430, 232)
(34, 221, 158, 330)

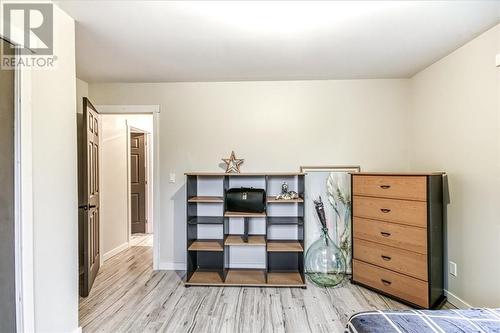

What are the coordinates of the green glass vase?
(305, 227, 346, 287)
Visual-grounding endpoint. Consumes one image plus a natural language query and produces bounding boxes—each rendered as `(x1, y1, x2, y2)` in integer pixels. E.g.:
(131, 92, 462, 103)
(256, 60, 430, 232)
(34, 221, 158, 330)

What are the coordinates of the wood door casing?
(79, 97, 100, 297)
(130, 132, 146, 234)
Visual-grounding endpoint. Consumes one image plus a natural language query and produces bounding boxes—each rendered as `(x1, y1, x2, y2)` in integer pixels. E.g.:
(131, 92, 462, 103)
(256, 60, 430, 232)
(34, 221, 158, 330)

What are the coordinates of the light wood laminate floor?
(80, 234, 451, 333)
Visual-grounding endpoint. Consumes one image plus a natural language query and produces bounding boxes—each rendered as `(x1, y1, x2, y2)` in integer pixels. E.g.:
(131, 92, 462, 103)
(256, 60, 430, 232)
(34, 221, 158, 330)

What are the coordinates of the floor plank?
(80, 234, 453, 333)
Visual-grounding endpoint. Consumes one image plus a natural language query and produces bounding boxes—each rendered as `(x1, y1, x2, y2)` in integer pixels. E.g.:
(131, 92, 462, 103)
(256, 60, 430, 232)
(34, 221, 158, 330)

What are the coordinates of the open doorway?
(99, 113, 154, 262)
(130, 130, 148, 234)
(79, 104, 160, 326)
(128, 126, 153, 248)
(78, 104, 159, 307)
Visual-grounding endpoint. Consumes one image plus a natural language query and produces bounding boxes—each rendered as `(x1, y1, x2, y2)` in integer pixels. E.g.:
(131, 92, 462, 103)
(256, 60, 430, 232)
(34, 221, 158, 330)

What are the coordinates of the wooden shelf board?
(225, 235, 266, 246)
(186, 271, 223, 285)
(187, 196, 224, 203)
(188, 240, 223, 252)
(267, 272, 305, 286)
(267, 197, 304, 203)
(267, 217, 303, 225)
(187, 216, 224, 224)
(185, 172, 305, 177)
(184, 270, 306, 287)
(224, 211, 266, 217)
(225, 269, 266, 285)
(267, 241, 303, 252)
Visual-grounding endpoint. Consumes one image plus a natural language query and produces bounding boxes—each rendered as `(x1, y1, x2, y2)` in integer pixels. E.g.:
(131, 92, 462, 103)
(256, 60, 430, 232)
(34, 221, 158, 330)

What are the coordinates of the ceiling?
(57, 1, 500, 83)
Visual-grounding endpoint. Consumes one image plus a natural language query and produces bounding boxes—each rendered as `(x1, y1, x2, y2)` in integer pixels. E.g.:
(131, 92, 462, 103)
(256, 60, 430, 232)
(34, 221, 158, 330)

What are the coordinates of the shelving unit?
(185, 172, 306, 287)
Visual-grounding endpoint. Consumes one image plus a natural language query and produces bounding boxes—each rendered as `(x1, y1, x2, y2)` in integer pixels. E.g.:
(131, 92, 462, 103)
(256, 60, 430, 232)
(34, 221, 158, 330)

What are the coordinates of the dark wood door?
(130, 132, 146, 234)
(79, 97, 100, 297)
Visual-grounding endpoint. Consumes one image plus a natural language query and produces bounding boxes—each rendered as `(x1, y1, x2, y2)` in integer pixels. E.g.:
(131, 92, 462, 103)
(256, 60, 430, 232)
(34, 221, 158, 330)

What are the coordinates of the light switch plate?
(449, 261, 458, 277)
(169, 173, 176, 183)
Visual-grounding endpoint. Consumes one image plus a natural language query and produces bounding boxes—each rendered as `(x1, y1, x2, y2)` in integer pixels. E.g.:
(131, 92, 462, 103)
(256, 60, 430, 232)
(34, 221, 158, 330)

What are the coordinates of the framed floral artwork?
(300, 166, 360, 274)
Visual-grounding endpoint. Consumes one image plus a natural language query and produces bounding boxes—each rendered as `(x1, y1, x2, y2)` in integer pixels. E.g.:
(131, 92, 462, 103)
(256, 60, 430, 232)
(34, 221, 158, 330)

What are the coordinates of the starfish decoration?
(222, 151, 244, 173)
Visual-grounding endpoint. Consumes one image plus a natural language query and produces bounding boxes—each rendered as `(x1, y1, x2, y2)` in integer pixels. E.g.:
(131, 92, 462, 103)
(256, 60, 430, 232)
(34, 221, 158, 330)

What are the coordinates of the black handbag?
(225, 187, 266, 213)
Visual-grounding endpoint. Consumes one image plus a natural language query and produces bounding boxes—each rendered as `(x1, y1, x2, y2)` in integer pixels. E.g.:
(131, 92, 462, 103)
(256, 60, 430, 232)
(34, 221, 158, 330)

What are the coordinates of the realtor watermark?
(1, 2, 57, 69)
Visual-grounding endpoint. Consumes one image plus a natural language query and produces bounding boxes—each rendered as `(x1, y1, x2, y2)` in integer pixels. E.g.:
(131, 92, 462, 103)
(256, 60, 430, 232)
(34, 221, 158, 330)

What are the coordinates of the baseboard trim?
(103, 242, 130, 262)
(71, 326, 82, 333)
(445, 289, 472, 309)
(158, 262, 185, 270)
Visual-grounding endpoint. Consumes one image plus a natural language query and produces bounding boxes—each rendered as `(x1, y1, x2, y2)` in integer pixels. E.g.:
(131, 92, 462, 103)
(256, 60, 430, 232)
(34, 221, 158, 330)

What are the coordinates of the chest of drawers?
(351, 172, 446, 309)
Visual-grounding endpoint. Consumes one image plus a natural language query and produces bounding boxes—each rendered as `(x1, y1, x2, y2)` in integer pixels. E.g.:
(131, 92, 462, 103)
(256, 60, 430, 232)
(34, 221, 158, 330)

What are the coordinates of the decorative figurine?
(282, 182, 289, 193)
(275, 181, 299, 200)
(222, 151, 244, 173)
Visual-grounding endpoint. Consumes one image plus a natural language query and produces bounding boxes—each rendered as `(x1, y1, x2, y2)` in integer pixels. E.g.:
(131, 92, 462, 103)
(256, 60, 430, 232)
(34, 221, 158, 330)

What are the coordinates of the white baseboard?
(445, 289, 472, 309)
(103, 242, 130, 262)
(158, 262, 185, 270)
(71, 326, 82, 333)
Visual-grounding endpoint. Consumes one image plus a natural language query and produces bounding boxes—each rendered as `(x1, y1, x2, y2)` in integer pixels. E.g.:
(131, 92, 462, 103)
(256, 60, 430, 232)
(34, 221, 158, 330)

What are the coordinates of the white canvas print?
(302, 166, 360, 274)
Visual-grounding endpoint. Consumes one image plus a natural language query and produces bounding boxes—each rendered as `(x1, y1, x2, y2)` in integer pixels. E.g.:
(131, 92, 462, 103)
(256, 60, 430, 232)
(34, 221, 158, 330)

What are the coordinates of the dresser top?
(351, 172, 445, 176)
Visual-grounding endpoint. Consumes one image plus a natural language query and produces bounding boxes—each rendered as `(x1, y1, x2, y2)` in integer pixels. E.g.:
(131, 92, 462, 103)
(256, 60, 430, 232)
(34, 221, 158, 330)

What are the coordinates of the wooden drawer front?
(353, 175, 427, 201)
(353, 260, 429, 308)
(353, 196, 427, 227)
(353, 217, 427, 254)
(353, 238, 428, 281)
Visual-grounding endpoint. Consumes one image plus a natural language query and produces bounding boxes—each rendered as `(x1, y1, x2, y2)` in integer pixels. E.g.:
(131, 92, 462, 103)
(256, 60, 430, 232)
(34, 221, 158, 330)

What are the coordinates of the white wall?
(89, 80, 411, 267)
(30, 5, 79, 333)
(76, 78, 89, 113)
(410, 24, 500, 307)
(100, 114, 153, 259)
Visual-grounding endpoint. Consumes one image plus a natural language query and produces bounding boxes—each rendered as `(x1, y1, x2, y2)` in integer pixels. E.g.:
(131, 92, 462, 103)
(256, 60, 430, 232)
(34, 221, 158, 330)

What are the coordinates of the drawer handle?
(380, 208, 391, 213)
(380, 231, 391, 237)
(381, 279, 392, 286)
(380, 185, 391, 189)
(381, 255, 392, 261)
